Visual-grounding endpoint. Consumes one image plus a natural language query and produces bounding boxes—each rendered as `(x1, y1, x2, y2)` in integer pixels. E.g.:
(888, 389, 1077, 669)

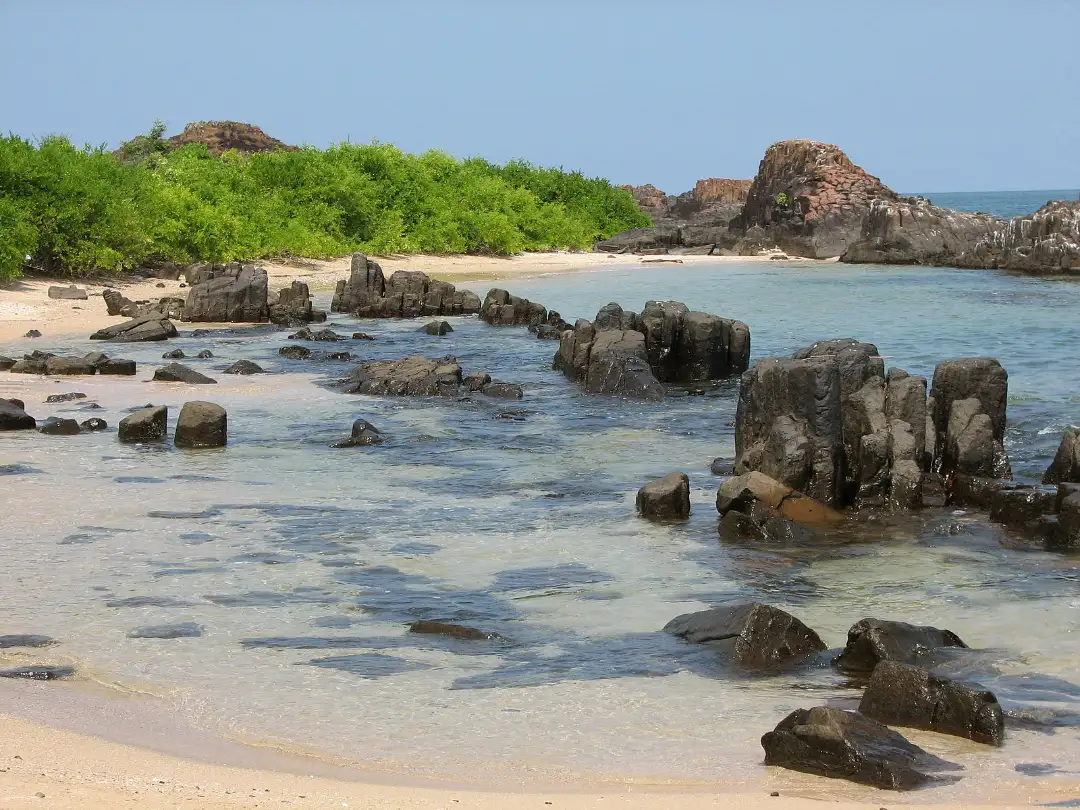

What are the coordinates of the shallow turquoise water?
(0, 259, 1078, 800)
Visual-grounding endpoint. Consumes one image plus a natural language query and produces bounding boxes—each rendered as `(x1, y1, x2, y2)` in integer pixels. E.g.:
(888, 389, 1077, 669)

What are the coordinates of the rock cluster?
(957, 200, 1080, 273)
(554, 301, 750, 400)
(269, 280, 327, 326)
(479, 289, 549, 326)
(341, 355, 517, 400)
(8, 350, 136, 376)
(182, 263, 270, 322)
(331, 254, 482, 318)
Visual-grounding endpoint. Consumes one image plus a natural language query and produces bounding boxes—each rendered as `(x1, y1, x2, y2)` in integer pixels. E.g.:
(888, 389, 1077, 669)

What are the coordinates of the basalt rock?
(174, 401, 227, 448)
(761, 706, 960, 790)
(716, 471, 844, 527)
(98, 358, 136, 376)
(48, 284, 88, 300)
(153, 363, 217, 384)
(578, 329, 664, 401)
(90, 314, 178, 343)
(80, 417, 108, 432)
(1044, 428, 1080, 484)
(342, 356, 463, 397)
(0, 355, 15, 371)
(223, 360, 265, 375)
(43, 356, 97, 375)
(665, 602, 826, 668)
(163, 349, 186, 359)
(0, 399, 36, 431)
(636, 472, 691, 520)
(480, 381, 524, 400)
(45, 392, 86, 403)
(103, 288, 136, 316)
(420, 320, 453, 336)
(330, 419, 384, 448)
(956, 200, 1080, 273)
(118, 405, 168, 443)
(480, 289, 548, 326)
(834, 618, 968, 674)
(269, 280, 324, 326)
(182, 263, 269, 322)
(196, 350, 214, 359)
(859, 661, 1005, 745)
(279, 345, 312, 360)
(332, 254, 481, 318)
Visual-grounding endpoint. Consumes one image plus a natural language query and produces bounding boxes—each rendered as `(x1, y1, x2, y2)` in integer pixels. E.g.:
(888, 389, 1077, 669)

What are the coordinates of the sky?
(2, 1, 1077, 194)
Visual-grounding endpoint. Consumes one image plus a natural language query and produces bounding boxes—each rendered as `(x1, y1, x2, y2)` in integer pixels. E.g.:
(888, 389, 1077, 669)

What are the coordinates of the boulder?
(118, 406, 168, 443)
(90, 315, 178, 342)
(330, 419, 384, 448)
(583, 330, 665, 401)
(352, 332, 376, 341)
(332, 253, 386, 313)
(80, 417, 108, 432)
(463, 372, 491, 392)
(38, 417, 80, 436)
(24, 329, 41, 338)
(420, 320, 453, 336)
(664, 603, 825, 667)
(269, 280, 320, 326)
(716, 470, 844, 526)
(153, 363, 217, 385)
(0, 400, 36, 431)
(223, 360, 264, 375)
(48, 284, 88, 300)
(44, 356, 97, 375)
(279, 345, 312, 360)
(859, 661, 1005, 745)
(480, 382, 524, 400)
(162, 349, 186, 359)
(174, 401, 227, 448)
(834, 618, 968, 673)
(98, 358, 136, 376)
(342, 356, 463, 397)
(196, 350, 213, 359)
(636, 472, 691, 520)
(480, 289, 548, 327)
(0, 355, 15, 371)
(929, 358, 1009, 471)
(1044, 427, 1080, 484)
(45, 392, 86, 403)
(988, 485, 1058, 530)
(1057, 491, 1080, 549)
(956, 200, 1080, 273)
(182, 263, 269, 322)
(103, 288, 135, 316)
(761, 706, 960, 790)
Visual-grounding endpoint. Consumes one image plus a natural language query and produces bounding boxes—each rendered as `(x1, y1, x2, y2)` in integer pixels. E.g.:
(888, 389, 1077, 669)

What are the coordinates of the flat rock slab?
(48, 285, 88, 300)
(0, 635, 56, 648)
(664, 602, 826, 668)
(153, 363, 217, 384)
(90, 315, 178, 343)
(859, 660, 1005, 745)
(761, 706, 961, 790)
(408, 620, 505, 641)
(127, 622, 204, 639)
(343, 356, 463, 397)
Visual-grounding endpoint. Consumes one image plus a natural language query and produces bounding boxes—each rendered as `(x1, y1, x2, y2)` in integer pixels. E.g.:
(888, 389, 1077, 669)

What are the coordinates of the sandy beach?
(0, 252, 795, 344)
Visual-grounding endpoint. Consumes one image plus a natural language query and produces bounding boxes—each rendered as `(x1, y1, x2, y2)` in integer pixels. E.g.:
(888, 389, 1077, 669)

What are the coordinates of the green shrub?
(0, 126, 649, 279)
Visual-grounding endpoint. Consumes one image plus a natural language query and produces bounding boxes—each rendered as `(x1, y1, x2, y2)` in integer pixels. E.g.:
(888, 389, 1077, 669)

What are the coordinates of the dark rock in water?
(182, 262, 269, 322)
(636, 471, 691, 520)
(44, 356, 97, 375)
(0, 665, 75, 680)
(761, 706, 960, 790)
(834, 618, 967, 673)
(1057, 491, 1080, 549)
(39, 417, 81, 436)
(118, 405, 168, 443)
(24, 329, 41, 338)
(279, 345, 312, 360)
(480, 288, 548, 326)
(80, 402, 104, 410)
(0, 355, 15, 371)
(565, 328, 666, 401)
(127, 622, 204, 639)
(1044, 427, 1080, 484)
(463, 372, 491, 392)
(0, 399, 36, 431)
(326, 351, 355, 361)
(930, 358, 1009, 474)
(269, 280, 320, 326)
(859, 661, 1005, 745)
(710, 457, 735, 475)
(533, 323, 565, 340)
(310, 329, 342, 342)
(223, 360, 264, 375)
(45, 392, 86, 403)
(665, 602, 826, 668)
(174, 401, 227, 448)
(162, 349, 186, 359)
(48, 284, 89, 300)
(90, 315, 177, 342)
(5, 398, 25, 410)
(420, 320, 453, 336)
(342, 356, 463, 397)
(352, 332, 376, 341)
(988, 485, 1058, 530)
(9, 357, 47, 374)
(481, 382, 524, 400)
(98, 358, 136, 376)
(0, 635, 56, 649)
(196, 350, 214, 359)
(408, 620, 505, 641)
(716, 470, 844, 527)
(153, 363, 217, 384)
(946, 474, 1007, 509)
(331, 419, 384, 448)
(332, 254, 480, 318)
(80, 418, 108, 432)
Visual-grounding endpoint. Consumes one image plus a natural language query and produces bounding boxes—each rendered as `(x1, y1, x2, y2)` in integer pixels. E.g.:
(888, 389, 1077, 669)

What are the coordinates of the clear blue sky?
(2, 1, 1077, 194)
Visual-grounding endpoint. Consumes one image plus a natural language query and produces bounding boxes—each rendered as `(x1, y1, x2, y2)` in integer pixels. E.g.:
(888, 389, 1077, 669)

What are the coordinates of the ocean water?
(1, 260, 1079, 802)
(907, 189, 1079, 220)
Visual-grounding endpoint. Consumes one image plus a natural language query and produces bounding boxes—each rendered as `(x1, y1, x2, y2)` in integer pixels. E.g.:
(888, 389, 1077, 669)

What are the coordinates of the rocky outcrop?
(957, 200, 1080, 273)
(761, 706, 959, 790)
(332, 254, 481, 318)
(554, 300, 750, 400)
(182, 263, 269, 322)
(90, 314, 177, 342)
(153, 363, 217, 384)
(269, 281, 325, 326)
(118, 406, 168, 443)
(174, 401, 227, 448)
(664, 603, 826, 668)
(859, 661, 1005, 745)
(716, 471, 844, 527)
(9, 351, 136, 376)
(0, 399, 36, 431)
(840, 196, 1001, 265)
(480, 289, 548, 326)
(729, 140, 899, 259)
(165, 121, 297, 156)
(833, 618, 967, 673)
(1044, 428, 1080, 484)
(342, 356, 464, 397)
(598, 178, 752, 255)
(636, 472, 691, 520)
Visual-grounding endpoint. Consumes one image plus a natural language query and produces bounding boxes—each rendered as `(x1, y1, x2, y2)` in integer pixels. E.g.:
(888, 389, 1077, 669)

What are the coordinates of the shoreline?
(0, 251, 801, 344)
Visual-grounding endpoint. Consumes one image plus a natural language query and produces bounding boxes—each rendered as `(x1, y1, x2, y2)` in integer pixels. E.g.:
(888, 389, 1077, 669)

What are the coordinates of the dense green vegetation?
(0, 126, 648, 280)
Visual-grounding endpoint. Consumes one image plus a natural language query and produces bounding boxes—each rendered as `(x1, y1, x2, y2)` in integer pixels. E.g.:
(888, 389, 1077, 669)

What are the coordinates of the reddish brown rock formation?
(619, 184, 669, 217)
(692, 178, 753, 205)
(167, 121, 297, 156)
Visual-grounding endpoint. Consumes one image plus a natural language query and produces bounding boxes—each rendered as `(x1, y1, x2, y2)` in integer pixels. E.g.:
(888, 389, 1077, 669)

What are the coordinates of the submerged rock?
(279, 345, 312, 360)
(480, 382, 524, 400)
(80, 417, 108, 432)
(834, 618, 968, 673)
(408, 620, 504, 641)
(44, 392, 86, 404)
(859, 661, 1005, 745)
(664, 602, 826, 668)
(761, 706, 960, 790)
(420, 320, 453, 336)
(0, 665, 75, 681)
(331, 419, 384, 448)
(162, 349, 186, 359)
(342, 356, 462, 397)
(223, 359, 264, 375)
(0, 634, 56, 648)
(636, 472, 691, 520)
(127, 622, 204, 639)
